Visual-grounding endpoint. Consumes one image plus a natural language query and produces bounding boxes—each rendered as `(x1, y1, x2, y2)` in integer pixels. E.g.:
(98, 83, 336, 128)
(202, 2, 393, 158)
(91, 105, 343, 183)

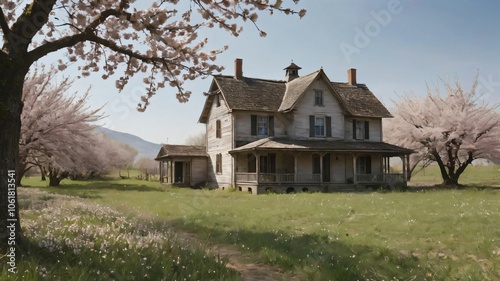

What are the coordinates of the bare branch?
(0, 6, 10, 39)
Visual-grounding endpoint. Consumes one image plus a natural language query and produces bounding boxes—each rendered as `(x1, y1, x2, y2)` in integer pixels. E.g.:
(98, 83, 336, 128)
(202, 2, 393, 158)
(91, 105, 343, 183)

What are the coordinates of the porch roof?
(155, 145, 208, 161)
(229, 138, 413, 156)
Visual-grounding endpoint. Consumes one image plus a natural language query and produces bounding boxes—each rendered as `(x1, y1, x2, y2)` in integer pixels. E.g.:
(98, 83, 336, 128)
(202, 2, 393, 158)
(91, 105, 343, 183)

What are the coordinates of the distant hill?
(96, 127, 161, 161)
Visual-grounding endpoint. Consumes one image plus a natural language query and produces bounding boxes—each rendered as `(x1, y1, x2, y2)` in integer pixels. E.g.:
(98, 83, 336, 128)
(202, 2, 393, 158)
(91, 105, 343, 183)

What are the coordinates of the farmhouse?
(156, 59, 413, 193)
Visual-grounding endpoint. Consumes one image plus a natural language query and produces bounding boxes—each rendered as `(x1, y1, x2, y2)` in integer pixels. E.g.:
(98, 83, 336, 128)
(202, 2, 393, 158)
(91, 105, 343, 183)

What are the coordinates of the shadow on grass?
(170, 220, 430, 280)
(406, 184, 500, 193)
(28, 179, 166, 199)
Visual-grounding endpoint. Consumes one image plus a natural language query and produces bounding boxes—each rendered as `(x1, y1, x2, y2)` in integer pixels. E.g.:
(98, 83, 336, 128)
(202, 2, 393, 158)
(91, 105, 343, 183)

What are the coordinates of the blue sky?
(41, 0, 500, 144)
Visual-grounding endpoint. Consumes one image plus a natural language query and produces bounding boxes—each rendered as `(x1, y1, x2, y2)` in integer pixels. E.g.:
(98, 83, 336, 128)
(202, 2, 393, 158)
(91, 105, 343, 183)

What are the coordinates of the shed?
(155, 145, 208, 186)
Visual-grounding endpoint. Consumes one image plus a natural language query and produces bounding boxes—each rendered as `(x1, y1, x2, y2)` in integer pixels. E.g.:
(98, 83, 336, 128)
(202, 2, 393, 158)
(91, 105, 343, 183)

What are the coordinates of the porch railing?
(235, 173, 257, 182)
(236, 173, 321, 183)
(236, 173, 404, 184)
(356, 173, 404, 183)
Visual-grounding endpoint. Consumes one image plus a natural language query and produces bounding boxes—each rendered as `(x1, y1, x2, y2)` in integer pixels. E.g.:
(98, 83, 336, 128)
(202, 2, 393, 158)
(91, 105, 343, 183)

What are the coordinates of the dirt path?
(177, 232, 302, 281)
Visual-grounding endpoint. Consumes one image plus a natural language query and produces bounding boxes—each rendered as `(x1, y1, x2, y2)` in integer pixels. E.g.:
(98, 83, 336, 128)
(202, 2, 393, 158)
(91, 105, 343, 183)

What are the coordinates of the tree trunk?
(0, 58, 27, 249)
(15, 161, 28, 187)
(40, 166, 46, 181)
(48, 176, 61, 187)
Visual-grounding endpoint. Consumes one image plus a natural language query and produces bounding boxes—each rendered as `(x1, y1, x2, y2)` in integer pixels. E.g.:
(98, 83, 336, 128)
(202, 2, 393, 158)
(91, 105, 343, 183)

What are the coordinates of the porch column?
(401, 155, 407, 182)
(293, 153, 298, 182)
(159, 161, 163, 183)
(319, 152, 324, 183)
(255, 152, 260, 184)
(406, 154, 411, 181)
(352, 154, 358, 184)
(169, 160, 173, 184)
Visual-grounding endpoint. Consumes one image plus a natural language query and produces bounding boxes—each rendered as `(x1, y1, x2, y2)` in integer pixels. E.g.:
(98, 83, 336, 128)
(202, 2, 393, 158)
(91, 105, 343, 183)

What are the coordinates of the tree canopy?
(19, 68, 138, 186)
(0, 0, 305, 247)
(385, 75, 500, 185)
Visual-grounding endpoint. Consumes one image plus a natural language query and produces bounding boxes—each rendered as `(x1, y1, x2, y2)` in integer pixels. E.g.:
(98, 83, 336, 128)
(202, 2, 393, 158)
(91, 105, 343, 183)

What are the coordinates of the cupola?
(284, 62, 301, 82)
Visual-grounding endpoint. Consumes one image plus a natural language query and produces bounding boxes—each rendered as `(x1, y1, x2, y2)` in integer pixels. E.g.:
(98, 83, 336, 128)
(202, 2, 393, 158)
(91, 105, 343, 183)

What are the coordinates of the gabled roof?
(229, 138, 413, 156)
(278, 69, 349, 114)
(198, 68, 392, 122)
(198, 75, 286, 123)
(332, 83, 392, 118)
(155, 144, 207, 160)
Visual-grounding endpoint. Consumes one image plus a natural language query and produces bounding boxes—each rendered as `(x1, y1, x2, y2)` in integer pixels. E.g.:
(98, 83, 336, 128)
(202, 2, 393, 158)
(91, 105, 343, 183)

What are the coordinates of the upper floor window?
(258, 116, 268, 135)
(315, 117, 325, 137)
(314, 90, 324, 106)
(353, 119, 369, 140)
(251, 115, 274, 136)
(215, 95, 221, 107)
(309, 115, 331, 137)
(216, 120, 221, 138)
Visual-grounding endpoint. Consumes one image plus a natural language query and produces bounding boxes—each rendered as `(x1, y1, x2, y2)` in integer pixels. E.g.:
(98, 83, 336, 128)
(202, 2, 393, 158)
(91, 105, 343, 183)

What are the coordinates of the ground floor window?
(216, 153, 222, 174)
(356, 155, 372, 174)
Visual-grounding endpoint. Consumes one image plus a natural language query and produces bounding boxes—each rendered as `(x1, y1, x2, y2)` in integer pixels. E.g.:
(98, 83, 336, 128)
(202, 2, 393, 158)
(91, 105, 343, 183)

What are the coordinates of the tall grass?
(17, 165, 500, 280)
(0, 188, 240, 281)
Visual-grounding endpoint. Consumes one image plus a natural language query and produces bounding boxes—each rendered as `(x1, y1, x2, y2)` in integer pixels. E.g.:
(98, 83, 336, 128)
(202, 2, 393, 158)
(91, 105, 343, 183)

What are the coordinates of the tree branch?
(0, 6, 10, 39)
(6, 0, 57, 54)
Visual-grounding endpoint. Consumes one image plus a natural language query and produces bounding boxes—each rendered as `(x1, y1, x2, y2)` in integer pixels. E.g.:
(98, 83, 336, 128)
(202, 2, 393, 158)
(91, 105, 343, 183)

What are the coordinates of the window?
(258, 116, 268, 135)
(216, 153, 222, 174)
(315, 117, 325, 136)
(309, 115, 331, 137)
(353, 119, 369, 140)
(314, 90, 323, 106)
(259, 154, 276, 173)
(251, 115, 274, 136)
(247, 154, 256, 173)
(216, 120, 221, 138)
(215, 95, 221, 107)
(312, 154, 321, 174)
(356, 156, 372, 174)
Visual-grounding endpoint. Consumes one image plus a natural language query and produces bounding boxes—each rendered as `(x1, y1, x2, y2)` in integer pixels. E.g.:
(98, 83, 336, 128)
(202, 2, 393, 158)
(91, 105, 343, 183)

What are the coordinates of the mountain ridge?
(96, 127, 161, 161)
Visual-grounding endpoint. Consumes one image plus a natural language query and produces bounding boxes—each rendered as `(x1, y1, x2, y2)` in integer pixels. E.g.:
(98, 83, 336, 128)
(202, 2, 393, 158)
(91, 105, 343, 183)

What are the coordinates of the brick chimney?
(234, 58, 243, 79)
(347, 68, 357, 85)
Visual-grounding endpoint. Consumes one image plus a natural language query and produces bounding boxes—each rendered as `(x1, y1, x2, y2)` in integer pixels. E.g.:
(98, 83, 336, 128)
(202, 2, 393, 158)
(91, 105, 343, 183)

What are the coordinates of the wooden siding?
(206, 93, 233, 186)
(344, 117, 382, 141)
(234, 111, 288, 143)
(331, 154, 346, 183)
(288, 79, 345, 139)
(191, 158, 208, 185)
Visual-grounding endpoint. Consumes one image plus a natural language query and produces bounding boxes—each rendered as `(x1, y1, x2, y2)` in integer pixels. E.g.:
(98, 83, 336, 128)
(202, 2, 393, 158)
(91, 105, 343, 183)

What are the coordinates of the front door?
(174, 162, 183, 183)
(322, 153, 331, 182)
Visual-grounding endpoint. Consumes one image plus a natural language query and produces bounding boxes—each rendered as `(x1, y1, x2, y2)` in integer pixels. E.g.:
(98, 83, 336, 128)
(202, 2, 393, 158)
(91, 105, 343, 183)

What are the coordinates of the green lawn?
(18, 166, 500, 280)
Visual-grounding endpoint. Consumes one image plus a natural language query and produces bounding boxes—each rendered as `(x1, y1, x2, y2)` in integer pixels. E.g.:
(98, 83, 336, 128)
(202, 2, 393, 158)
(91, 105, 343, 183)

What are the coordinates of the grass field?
(11, 165, 500, 280)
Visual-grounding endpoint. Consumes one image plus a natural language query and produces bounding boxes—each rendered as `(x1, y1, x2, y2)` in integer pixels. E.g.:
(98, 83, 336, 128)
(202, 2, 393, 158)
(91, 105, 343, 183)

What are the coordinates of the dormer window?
(314, 90, 324, 106)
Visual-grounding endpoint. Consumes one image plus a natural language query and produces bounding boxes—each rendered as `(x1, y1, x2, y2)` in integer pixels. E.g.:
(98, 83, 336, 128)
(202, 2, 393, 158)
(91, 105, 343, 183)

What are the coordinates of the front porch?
(229, 138, 413, 194)
(235, 172, 406, 194)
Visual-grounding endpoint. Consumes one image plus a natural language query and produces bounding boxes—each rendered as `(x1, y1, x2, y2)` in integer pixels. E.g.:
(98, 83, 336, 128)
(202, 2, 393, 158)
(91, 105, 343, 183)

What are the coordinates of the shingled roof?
(230, 138, 413, 156)
(215, 75, 286, 112)
(332, 82, 392, 118)
(155, 145, 207, 160)
(198, 67, 392, 122)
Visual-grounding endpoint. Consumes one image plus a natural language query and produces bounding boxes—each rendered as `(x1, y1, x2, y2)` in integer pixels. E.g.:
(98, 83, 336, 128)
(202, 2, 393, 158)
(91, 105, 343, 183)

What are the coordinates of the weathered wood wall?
(289, 79, 345, 139)
(206, 93, 233, 187)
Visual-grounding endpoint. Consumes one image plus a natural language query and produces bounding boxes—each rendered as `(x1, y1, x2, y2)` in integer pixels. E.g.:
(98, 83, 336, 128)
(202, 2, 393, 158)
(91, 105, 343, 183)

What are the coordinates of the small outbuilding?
(155, 145, 208, 186)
